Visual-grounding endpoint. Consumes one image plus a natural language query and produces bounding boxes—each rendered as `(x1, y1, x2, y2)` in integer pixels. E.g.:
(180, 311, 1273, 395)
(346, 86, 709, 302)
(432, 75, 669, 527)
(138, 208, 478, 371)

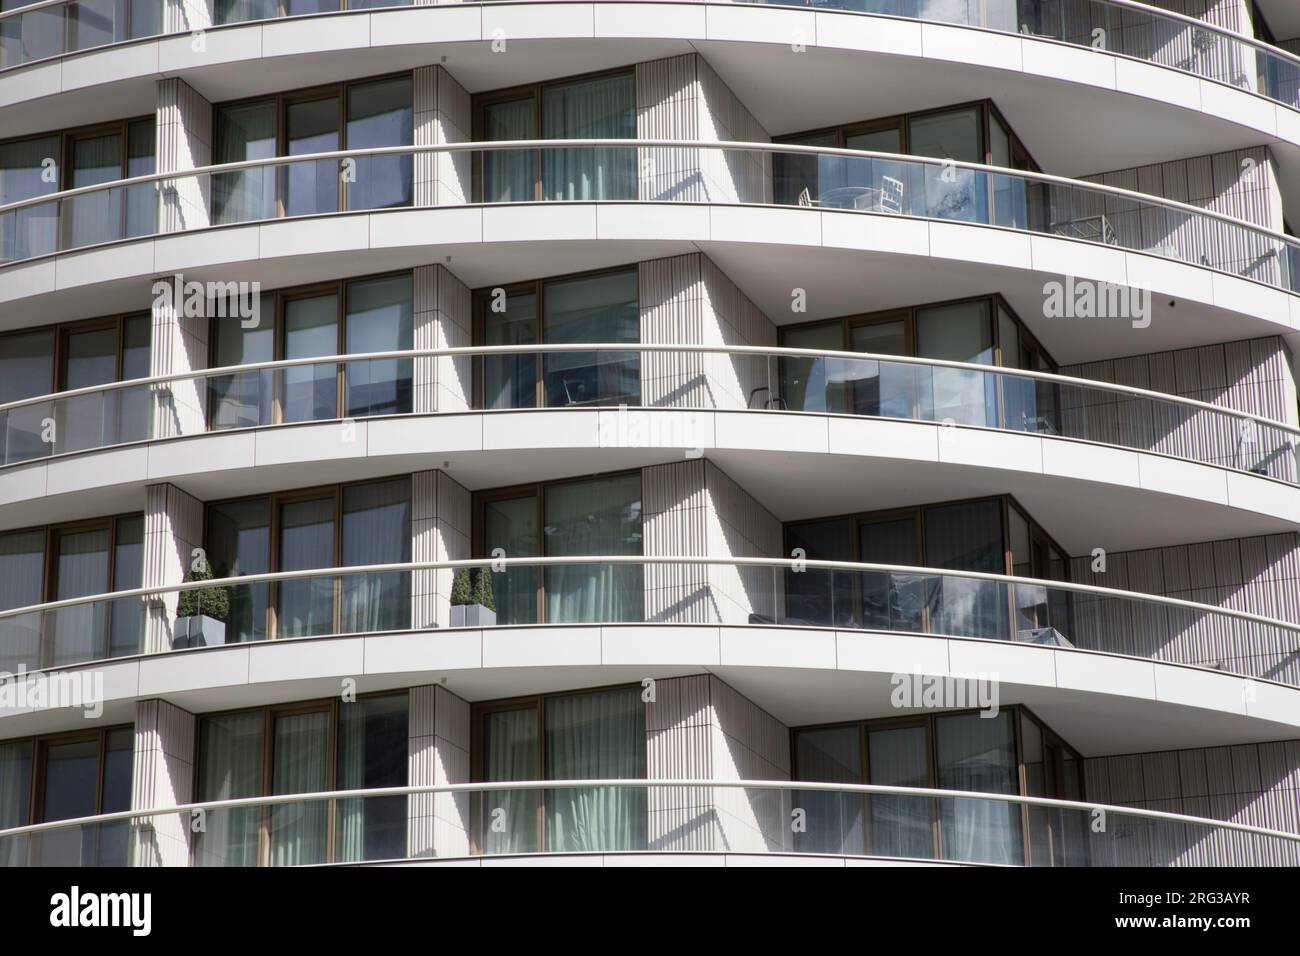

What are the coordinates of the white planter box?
(450, 604, 496, 628)
(174, 614, 227, 648)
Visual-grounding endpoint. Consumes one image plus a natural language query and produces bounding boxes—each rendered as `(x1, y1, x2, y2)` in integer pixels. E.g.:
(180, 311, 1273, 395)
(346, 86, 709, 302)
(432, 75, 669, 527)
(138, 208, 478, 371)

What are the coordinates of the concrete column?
(156, 77, 212, 233)
(131, 699, 196, 867)
(414, 65, 471, 207)
(411, 469, 471, 631)
(413, 263, 472, 415)
(142, 483, 204, 654)
(408, 683, 471, 858)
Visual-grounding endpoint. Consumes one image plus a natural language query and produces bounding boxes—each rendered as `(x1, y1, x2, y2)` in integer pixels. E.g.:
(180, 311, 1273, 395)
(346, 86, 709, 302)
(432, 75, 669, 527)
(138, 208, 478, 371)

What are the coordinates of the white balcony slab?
(364, 630, 483, 673)
(482, 626, 601, 668)
(61, 42, 157, 91)
(147, 430, 257, 480)
(920, 22, 1022, 71)
(366, 415, 484, 457)
(44, 445, 148, 497)
(137, 644, 251, 695)
(1226, 470, 1300, 522)
(602, 625, 721, 666)
(249, 636, 365, 684)
(153, 226, 261, 275)
(481, 3, 596, 40)
(158, 25, 263, 72)
(836, 630, 949, 676)
(1154, 665, 1248, 716)
(254, 421, 370, 467)
(481, 410, 600, 450)
(1020, 40, 1116, 90)
(1137, 454, 1230, 506)
(1029, 234, 1128, 286)
(369, 7, 481, 47)
(1041, 440, 1139, 487)
(596, 203, 711, 241)
(713, 411, 828, 453)
(482, 203, 597, 243)
(262, 14, 370, 57)
(55, 242, 155, 292)
(596, 2, 707, 38)
(936, 427, 1042, 472)
(1199, 80, 1278, 138)
(1053, 649, 1156, 700)
(928, 221, 1031, 269)
(704, 4, 815, 45)
(1114, 56, 1202, 112)
(708, 205, 821, 247)
(946, 639, 1056, 687)
(815, 11, 921, 56)
(820, 211, 929, 257)
(827, 417, 938, 462)
(719, 625, 836, 669)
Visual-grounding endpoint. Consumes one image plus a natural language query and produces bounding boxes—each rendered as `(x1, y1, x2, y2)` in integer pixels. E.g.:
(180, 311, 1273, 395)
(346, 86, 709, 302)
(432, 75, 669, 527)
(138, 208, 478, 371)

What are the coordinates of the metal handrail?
(0, 777, 1295, 847)
(0, 341, 1292, 437)
(0, 554, 1296, 649)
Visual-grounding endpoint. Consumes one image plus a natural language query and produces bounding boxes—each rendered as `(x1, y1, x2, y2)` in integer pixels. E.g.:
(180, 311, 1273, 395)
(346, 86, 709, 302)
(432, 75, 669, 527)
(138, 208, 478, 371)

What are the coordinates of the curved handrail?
(0, 341, 1293, 485)
(2, 139, 1295, 303)
(3, 0, 1300, 111)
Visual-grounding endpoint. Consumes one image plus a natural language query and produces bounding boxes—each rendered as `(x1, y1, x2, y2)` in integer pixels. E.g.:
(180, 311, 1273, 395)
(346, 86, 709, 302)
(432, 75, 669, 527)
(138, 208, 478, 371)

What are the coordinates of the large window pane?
(482, 98, 535, 203)
(49, 527, 110, 667)
(214, 0, 276, 24)
(923, 499, 1006, 639)
(915, 300, 996, 426)
(779, 322, 841, 414)
(0, 136, 59, 261)
(340, 479, 410, 633)
(0, 0, 63, 68)
(109, 515, 144, 658)
(345, 274, 412, 417)
(209, 303, 274, 429)
(909, 107, 984, 221)
(847, 320, 913, 418)
(335, 694, 409, 862)
(196, 711, 264, 866)
(282, 294, 339, 423)
(66, 133, 123, 249)
(867, 725, 932, 859)
(543, 474, 642, 624)
(214, 102, 276, 224)
(277, 497, 335, 638)
(773, 131, 836, 207)
(783, 517, 853, 627)
(858, 516, 923, 632)
(482, 290, 538, 410)
(0, 741, 32, 866)
(96, 728, 133, 865)
(0, 530, 45, 671)
(542, 270, 638, 407)
(0, 328, 53, 464)
(207, 499, 270, 643)
(286, 96, 340, 217)
(117, 314, 151, 445)
(482, 494, 538, 625)
(541, 73, 634, 201)
(482, 707, 539, 854)
(346, 77, 412, 210)
(935, 711, 1022, 865)
(794, 726, 862, 855)
(125, 119, 156, 239)
(36, 738, 99, 865)
(270, 710, 329, 866)
(60, 325, 118, 453)
(544, 687, 646, 852)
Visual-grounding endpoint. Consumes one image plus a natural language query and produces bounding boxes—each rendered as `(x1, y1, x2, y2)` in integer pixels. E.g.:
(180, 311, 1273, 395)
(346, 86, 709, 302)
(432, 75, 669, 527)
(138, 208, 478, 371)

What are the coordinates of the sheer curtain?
(0, 136, 60, 260)
(923, 499, 1007, 639)
(0, 328, 53, 466)
(108, 516, 144, 658)
(794, 727, 862, 855)
(935, 711, 1022, 865)
(67, 134, 123, 250)
(49, 528, 110, 668)
(335, 694, 407, 863)
(482, 291, 538, 410)
(340, 479, 410, 633)
(545, 687, 646, 852)
(276, 497, 335, 638)
(208, 305, 274, 430)
(0, 741, 32, 866)
(345, 274, 413, 417)
(482, 99, 534, 203)
(197, 712, 263, 866)
(541, 74, 635, 201)
(482, 495, 538, 625)
(483, 708, 539, 854)
(213, 102, 276, 224)
(0, 530, 44, 672)
(206, 499, 270, 643)
(867, 726, 932, 859)
(270, 711, 329, 866)
(544, 475, 642, 624)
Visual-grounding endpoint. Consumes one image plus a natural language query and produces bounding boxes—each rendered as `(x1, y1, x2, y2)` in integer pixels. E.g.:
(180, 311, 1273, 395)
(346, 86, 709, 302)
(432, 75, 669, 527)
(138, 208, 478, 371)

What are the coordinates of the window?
(473, 685, 647, 854)
(0, 727, 133, 866)
(474, 267, 639, 409)
(0, 118, 154, 259)
(773, 100, 1037, 220)
(475, 473, 643, 626)
(0, 514, 144, 671)
(207, 272, 413, 429)
(475, 70, 635, 203)
(0, 0, 161, 67)
(212, 76, 412, 224)
(782, 494, 1068, 637)
(0, 313, 151, 464)
(213, 0, 407, 26)
(793, 706, 1085, 865)
(777, 295, 1058, 431)
(195, 693, 409, 866)
(205, 477, 411, 644)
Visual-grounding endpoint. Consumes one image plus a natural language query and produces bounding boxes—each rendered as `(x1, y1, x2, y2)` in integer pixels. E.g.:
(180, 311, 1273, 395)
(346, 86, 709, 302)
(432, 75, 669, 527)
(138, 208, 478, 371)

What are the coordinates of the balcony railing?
(0, 779, 1296, 866)
(2, 344, 1295, 484)
(3, 0, 1300, 116)
(2, 556, 1297, 684)
(3, 140, 1299, 297)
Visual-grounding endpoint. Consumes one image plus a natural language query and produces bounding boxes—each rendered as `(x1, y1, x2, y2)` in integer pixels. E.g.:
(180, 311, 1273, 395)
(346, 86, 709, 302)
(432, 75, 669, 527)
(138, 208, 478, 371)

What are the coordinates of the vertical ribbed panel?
(645, 675, 790, 853)
(1060, 335, 1298, 482)
(414, 65, 470, 207)
(638, 252, 777, 410)
(1085, 737, 1300, 865)
(1069, 530, 1300, 682)
(408, 684, 471, 859)
(143, 483, 204, 654)
(157, 76, 212, 232)
(411, 469, 470, 632)
(413, 264, 471, 414)
(163, 0, 212, 33)
(132, 699, 196, 867)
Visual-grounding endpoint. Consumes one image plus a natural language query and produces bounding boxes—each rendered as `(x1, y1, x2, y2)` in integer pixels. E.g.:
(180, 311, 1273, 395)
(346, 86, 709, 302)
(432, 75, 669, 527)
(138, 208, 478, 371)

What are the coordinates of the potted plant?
(173, 565, 230, 648)
(449, 566, 497, 627)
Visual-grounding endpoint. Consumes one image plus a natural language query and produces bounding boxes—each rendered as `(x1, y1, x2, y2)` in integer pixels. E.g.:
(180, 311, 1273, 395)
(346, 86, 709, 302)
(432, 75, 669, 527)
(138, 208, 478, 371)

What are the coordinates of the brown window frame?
(0, 311, 151, 401)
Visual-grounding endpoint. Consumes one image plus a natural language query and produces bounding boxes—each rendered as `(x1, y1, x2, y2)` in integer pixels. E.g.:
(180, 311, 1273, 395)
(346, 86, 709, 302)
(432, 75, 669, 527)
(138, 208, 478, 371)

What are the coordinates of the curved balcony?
(2, 344, 1296, 485)
(2, 556, 1297, 685)
(3, 141, 1296, 307)
(4, 0, 1300, 118)
(0, 779, 1295, 867)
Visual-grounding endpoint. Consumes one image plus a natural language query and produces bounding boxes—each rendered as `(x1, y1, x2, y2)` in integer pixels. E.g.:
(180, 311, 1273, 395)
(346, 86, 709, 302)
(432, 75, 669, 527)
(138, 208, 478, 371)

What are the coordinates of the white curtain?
(0, 741, 31, 866)
(545, 687, 646, 852)
(482, 99, 533, 203)
(270, 711, 329, 867)
(935, 712, 1022, 864)
(866, 726, 931, 859)
(334, 703, 366, 863)
(0, 136, 59, 260)
(0, 530, 44, 672)
(196, 712, 263, 867)
(541, 74, 635, 201)
(544, 475, 642, 624)
(483, 708, 540, 855)
(49, 528, 109, 668)
(66, 133, 123, 251)
(277, 498, 334, 638)
(339, 478, 410, 633)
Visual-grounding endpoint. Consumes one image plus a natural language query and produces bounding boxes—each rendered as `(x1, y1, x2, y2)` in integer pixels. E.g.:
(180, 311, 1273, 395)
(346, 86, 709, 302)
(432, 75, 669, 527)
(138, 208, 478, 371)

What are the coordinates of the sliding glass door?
(478, 686, 647, 855)
(268, 708, 330, 866)
(275, 495, 336, 638)
(935, 710, 1023, 865)
(33, 729, 132, 866)
(0, 329, 54, 464)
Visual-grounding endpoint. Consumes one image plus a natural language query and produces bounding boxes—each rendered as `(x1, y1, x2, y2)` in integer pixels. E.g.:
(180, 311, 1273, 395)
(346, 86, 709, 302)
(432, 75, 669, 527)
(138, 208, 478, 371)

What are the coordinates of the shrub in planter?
(450, 566, 496, 627)
(175, 565, 230, 648)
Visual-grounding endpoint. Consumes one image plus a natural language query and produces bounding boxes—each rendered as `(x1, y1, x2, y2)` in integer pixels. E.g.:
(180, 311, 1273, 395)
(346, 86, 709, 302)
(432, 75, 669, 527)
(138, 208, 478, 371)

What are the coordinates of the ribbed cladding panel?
(414, 65, 470, 207)
(1059, 335, 1298, 483)
(411, 469, 470, 632)
(1069, 531, 1300, 683)
(636, 54, 702, 203)
(1077, 146, 1284, 287)
(156, 77, 212, 233)
(409, 685, 471, 859)
(132, 699, 196, 867)
(163, 0, 211, 33)
(645, 675, 714, 851)
(143, 483, 204, 655)
(642, 459, 711, 623)
(1085, 738, 1300, 865)
(695, 55, 772, 205)
(413, 264, 471, 415)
